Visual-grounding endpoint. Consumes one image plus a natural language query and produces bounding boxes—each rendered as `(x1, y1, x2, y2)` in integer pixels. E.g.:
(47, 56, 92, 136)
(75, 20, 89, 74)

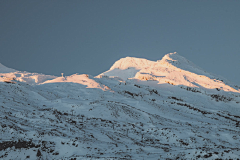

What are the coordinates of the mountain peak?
(161, 52, 186, 63)
(102, 52, 202, 79)
(99, 53, 239, 93)
(158, 52, 212, 78)
(109, 52, 198, 72)
(160, 52, 195, 67)
(109, 56, 154, 70)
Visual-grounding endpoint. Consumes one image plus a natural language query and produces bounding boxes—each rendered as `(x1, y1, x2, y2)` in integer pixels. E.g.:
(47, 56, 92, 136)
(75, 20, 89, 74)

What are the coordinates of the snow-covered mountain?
(0, 53, 240, 159)
(0, 63, 56, 85)
(100, 52, 239, 93)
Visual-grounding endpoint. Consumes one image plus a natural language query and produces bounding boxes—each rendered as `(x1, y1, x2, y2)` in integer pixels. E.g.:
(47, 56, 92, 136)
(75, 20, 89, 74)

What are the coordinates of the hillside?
(0, 53, 240, 159)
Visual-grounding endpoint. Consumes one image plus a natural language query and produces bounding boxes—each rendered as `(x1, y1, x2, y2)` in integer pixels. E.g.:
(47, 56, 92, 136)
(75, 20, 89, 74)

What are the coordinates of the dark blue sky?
(1, 1, 239, 84)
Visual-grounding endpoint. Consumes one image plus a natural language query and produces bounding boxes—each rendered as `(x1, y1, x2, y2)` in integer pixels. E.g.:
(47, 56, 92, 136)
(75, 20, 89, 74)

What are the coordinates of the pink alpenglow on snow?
(43, 74, 110, 91)
(99, 52, 239, 93)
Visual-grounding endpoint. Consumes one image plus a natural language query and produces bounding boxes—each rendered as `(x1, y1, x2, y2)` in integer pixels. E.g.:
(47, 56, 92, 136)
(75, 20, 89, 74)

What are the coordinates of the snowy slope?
(42, 74, 110, 91)
(0, 63, 16, 73)
(0, 63, 56, 84)
(0, 53, 240, 159)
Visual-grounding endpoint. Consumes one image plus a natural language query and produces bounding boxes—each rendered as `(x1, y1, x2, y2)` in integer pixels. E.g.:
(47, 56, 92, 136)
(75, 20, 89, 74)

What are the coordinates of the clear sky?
(0, 0, 239, 84)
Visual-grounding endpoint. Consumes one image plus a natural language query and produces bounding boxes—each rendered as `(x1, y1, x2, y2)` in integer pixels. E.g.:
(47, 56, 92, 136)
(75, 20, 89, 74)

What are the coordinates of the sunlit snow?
(0, 53, 240, 159)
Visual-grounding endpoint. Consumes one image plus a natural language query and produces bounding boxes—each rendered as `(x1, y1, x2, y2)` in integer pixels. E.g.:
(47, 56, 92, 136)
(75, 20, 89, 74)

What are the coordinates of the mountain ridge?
(100, 53, 239, 93)
(0, 53, 240, 159)
(102, 52, 218, 80)
(1, 53, 239, 92)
